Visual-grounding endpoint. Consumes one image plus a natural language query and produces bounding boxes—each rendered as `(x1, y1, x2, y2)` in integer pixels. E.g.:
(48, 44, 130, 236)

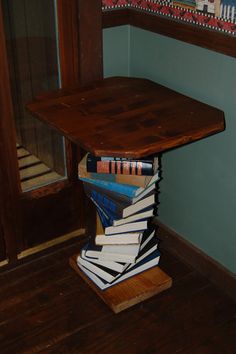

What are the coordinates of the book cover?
(86, 153, 159, 176)
(79, 153, 155, 188)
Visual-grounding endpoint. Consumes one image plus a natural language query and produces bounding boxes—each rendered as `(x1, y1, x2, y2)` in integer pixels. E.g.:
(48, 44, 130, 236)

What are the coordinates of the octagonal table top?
(27, 77, 225, 158)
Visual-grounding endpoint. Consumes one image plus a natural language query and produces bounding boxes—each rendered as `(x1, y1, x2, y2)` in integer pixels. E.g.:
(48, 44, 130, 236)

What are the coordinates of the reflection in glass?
(2, 0, 66, 191)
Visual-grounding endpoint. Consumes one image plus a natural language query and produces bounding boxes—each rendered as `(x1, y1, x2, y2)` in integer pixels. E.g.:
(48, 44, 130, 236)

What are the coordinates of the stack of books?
(77, 153, 161, 290)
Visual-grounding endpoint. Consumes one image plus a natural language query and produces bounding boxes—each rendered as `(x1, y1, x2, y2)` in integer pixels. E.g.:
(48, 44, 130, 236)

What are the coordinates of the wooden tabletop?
(27, 77, 225, 158)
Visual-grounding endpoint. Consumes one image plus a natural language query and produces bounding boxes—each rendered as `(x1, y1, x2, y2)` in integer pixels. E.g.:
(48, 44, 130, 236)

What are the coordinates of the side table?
(27, 77, 225, 313)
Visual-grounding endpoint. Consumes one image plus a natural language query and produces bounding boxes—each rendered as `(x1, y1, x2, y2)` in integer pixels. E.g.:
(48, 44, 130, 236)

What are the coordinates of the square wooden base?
(69, 255, 172, 313)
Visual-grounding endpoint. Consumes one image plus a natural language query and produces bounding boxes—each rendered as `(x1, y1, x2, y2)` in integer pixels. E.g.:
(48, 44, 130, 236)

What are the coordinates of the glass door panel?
(2, 0, 66, 191)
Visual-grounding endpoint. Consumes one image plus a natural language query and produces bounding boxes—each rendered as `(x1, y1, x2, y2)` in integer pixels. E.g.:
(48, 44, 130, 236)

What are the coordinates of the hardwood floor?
(0, 237, 235, 354)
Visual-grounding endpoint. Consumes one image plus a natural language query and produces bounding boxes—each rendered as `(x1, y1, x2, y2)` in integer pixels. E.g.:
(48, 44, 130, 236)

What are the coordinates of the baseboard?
(154, 219, 236, 300)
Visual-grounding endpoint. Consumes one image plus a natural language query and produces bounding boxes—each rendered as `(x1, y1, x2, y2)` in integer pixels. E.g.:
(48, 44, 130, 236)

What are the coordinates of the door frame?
(0, 0, 103, 263)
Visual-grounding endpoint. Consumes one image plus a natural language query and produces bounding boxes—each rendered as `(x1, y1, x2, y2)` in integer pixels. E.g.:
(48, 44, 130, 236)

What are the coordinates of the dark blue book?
(97, 202, 156, 228)
(85, 183, 157, 219)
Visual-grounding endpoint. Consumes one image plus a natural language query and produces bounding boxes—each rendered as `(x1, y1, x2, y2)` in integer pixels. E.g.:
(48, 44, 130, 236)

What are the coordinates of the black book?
(86, 153, 159, 176)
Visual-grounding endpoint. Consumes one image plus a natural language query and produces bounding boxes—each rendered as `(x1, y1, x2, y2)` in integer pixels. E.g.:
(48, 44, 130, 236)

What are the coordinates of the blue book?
(84, 183, 156, 219)
(96, 205, 113, 228)
(81, 177, 142, 198)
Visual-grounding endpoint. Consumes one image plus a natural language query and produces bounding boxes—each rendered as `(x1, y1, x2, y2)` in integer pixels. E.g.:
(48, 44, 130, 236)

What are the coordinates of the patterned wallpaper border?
(102, 0, 236, 36)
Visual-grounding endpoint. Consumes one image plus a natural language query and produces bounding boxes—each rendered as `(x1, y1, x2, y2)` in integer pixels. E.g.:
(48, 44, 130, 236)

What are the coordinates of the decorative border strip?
(102, 0, 236, 36)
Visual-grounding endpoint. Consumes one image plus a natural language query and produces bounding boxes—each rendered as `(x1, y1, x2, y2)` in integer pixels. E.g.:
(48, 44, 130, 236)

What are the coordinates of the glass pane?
(2, 0, 66, 192)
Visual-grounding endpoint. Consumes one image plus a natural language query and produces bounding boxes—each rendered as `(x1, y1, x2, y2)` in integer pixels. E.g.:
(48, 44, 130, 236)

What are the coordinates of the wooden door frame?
(0, 0, 103, 262)
(0, 1, 22, 262)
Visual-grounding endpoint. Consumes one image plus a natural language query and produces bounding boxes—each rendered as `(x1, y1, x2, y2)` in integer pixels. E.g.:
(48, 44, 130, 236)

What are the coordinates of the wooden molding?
(0, 3, 23, 261)
(102, 8, 236, 59)
(154, 219, 236, 300)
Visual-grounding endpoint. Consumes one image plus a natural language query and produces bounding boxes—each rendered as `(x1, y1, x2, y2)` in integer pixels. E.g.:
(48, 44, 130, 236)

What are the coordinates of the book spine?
(96, 205, 113, 229)
(87, 154, 154, 176)
(85, 187, 124, 217)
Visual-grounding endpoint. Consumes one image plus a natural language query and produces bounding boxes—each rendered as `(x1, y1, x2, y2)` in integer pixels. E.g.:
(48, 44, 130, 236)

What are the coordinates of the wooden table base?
(70, 254, 172, 313)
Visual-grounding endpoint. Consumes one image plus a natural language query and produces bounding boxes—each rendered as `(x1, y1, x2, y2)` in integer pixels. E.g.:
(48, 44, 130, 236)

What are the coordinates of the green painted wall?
(103, 26, 236, 273)
(103, 26, 130, 77)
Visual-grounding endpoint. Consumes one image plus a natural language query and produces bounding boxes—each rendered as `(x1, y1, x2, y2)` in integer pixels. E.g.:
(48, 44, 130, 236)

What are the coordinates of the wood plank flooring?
(0, 238, 235, 354)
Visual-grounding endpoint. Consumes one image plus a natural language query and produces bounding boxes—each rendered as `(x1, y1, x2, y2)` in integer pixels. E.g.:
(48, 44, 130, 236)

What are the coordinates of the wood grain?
(27, 76, 225, 158)
(0, 241, 234, 353)
(70, 254, 172, 313)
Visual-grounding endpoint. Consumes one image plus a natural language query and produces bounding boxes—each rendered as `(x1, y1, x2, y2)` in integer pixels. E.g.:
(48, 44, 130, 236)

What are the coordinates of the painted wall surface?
(129, 27, 236, 273)
(103, 26, 130, 78)
(103, 25, 236, 273)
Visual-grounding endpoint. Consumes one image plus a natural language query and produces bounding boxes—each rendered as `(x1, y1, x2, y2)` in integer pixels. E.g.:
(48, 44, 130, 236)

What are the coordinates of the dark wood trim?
(0, 222, 6, 261)
(77, 0, 103, 86)
(154, 219, 236, 300)
(102, 8, 131, 28)
(57, 0, 80, 88)
(0, 2, 23, 261)
(102, 9, 236, 59)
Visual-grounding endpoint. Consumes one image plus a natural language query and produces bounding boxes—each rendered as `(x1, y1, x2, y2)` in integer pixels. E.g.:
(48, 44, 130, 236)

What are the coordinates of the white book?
(79, 249, 160, 290)
(77, 253, 128, 273)
(95, 232, 142, 246)
(105, 220, 148, 235)
(113, 208, 154, 227)
(123, 194, 156, 218)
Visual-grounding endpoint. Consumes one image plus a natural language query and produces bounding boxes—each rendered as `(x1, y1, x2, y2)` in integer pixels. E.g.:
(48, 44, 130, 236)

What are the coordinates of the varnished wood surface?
(27, 77, 225, 158)
(0, 238, 235, 353)
(102, 8, 236, 59)
(70, 254, 172, 313)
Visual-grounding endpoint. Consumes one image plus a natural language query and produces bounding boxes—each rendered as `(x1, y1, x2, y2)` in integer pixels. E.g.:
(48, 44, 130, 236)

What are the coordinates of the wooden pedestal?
(70, 254, 172, 313)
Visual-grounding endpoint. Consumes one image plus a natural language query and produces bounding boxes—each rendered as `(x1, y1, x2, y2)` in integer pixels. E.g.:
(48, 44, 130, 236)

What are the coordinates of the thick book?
(95, 232, 142, 246)
(79, 249, 160, 290)
(78, 230, 158, 287)
(85, 184, 156, 219)
(86, 153, 159, 176)
(80, 170, 159, 199)
(84, 180, 157, 208)
(78, 153, 157, 188)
